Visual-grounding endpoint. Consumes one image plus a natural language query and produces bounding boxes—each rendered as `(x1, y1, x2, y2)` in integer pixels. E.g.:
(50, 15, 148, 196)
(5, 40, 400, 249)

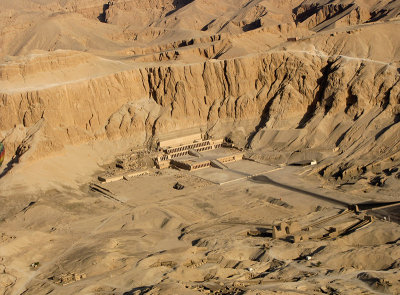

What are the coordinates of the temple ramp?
(210, 159, 228, 170)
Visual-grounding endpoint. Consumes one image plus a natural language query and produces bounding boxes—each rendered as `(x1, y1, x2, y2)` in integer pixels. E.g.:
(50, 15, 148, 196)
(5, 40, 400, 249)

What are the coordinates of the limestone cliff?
(0, 49, 399, 182)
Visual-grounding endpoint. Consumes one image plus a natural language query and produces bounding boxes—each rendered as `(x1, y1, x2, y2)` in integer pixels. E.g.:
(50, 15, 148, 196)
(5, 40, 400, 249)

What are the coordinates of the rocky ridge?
(0, 48, 399, 183)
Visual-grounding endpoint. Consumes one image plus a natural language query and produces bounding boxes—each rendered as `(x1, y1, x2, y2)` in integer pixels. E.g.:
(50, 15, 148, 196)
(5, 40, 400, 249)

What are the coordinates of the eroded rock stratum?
(1, 50, 399, 182)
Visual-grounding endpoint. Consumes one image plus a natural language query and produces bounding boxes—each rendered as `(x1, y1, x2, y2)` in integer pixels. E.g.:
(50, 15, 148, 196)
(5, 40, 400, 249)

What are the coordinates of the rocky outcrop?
(293, 0, 400, 31)
(293, 2, 370, 30)
(0, 49, 399, 182)
(0, 51, 93, 80)
(104, 0, 194, 26)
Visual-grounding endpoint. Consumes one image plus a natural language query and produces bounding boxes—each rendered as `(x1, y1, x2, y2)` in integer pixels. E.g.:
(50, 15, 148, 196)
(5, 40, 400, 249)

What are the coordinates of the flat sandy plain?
(1, 153, 400, 294)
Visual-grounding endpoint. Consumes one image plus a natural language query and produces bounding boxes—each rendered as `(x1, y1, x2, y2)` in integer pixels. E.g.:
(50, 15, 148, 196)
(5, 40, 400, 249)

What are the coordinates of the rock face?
(1, 49, 399, 181)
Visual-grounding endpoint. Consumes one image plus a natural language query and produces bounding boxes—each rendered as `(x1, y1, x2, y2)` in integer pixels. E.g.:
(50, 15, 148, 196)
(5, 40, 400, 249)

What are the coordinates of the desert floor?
(1, 156, 399, 295)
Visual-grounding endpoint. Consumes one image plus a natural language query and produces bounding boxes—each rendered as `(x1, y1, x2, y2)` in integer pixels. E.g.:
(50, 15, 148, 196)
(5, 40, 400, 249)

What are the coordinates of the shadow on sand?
(250, 174, 348, 207)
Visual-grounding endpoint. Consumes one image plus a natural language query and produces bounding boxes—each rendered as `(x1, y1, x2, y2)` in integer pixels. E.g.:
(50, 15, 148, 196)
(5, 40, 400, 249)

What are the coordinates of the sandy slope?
(1, 161, 400, 294)
(0, 0, 400, 294)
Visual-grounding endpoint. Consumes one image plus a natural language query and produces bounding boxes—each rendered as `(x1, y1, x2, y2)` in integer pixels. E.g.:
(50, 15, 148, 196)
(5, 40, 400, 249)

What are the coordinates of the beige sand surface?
(1, 159, 399, 294)
(1, 0, 400, 294)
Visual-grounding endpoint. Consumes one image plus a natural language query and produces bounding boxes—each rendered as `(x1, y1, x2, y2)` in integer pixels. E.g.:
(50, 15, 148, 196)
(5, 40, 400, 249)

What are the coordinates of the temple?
(155, 133, 243, 170)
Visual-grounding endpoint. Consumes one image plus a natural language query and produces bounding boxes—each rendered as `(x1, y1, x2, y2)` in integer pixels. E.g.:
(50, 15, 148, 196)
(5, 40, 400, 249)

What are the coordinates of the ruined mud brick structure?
(50, 273, 87, 286)
(98, 170, 149, 183)
(272, 213, 374, 243)
(272, 222, 300, 239)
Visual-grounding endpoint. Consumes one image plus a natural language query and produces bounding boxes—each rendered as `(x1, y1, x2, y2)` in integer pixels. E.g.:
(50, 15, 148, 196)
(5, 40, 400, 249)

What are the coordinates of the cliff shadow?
(97, 3, 110, 23)
(0, 155, 20, 179)
(297, 60, 338, 128)
(242, 19, 262, 32)
(123, 286, 153, 295)
(245, 94, 278, 148)
(165, 0, 194, 17)
(250, 175, 348, 207)
(375, 113, 400, 140)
